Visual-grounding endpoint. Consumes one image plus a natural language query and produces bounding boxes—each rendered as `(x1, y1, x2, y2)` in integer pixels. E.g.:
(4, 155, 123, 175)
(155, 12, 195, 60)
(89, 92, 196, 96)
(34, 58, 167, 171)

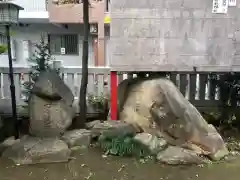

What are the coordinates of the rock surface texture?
(62, 129, 92, 148)
(29, 95, 73, 137)
(91, 120, 138, 138)
(118, 78, 229, 161)
(134, 133, 167, 154)
(2, 136, 70, 165)
(29, 70, 74, 137)
(32, 70, 74, 106)
(109, 0, 240, 72)
(0, 136, 19, 156)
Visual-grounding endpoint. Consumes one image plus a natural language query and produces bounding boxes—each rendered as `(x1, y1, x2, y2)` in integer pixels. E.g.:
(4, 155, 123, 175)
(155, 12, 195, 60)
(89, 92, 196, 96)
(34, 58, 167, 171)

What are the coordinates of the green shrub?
(87, 93, 109, 112)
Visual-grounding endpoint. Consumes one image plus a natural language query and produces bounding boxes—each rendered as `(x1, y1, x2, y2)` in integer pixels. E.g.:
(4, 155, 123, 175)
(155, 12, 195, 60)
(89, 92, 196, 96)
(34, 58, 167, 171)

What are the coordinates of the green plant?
(87, 93, 109, 111)
(98, 133, 151, 158)
(22, 35, 54, 103)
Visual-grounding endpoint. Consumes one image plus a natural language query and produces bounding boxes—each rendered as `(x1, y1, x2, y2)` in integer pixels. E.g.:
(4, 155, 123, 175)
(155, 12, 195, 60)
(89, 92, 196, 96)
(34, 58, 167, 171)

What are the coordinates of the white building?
(0, 0, 101, 68)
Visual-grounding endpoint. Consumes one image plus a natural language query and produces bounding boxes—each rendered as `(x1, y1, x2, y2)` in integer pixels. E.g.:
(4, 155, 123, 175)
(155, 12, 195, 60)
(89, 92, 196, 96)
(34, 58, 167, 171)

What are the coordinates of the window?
(49, 34, 79, 55)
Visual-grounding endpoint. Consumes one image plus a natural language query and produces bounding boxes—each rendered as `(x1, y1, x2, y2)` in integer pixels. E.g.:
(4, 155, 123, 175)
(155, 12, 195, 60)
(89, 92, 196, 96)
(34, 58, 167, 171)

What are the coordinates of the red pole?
(110, 71, 117, 120)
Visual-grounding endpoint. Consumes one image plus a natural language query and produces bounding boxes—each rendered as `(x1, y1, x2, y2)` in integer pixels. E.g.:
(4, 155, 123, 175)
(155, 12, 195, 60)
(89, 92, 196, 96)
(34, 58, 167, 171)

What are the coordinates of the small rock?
(134, 133, 167, 154)
(85, 120, 102, 129)
(2, 135, 71, 165)
(0, 136, 20, 155)
(1, 136, 19, 146)
(209, 146, 229, 161)
(92, 120, 137, 138)
(230, 151, 240, 156)
(61, 129, 92, 148)
(157, 146, 206, 165)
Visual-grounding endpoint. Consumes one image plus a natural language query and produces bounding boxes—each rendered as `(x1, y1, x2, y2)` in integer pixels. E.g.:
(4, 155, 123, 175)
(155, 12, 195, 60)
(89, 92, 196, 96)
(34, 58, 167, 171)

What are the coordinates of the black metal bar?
(6, 25, 19, 139)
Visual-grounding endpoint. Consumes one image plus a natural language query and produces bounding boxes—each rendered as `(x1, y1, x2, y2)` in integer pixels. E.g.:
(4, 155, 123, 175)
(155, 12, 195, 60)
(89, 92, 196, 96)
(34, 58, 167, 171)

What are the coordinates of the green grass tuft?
(98, 133, 151, 158)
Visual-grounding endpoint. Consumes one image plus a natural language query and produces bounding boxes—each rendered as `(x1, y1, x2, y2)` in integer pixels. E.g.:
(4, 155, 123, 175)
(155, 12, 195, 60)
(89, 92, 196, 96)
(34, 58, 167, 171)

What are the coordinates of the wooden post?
(110, 71, 117, 120)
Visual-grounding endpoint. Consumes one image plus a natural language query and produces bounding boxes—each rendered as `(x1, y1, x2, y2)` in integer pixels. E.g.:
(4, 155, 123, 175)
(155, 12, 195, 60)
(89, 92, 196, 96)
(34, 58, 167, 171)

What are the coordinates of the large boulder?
(2, 135, 70, 165)
(29, 95, 74, 137)
(118, 78, 229, 160)
(32, 70, 74, 106)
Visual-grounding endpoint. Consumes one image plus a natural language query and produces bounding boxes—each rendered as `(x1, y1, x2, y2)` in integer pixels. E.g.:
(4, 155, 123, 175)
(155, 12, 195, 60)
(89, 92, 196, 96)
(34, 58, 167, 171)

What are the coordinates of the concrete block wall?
(110, 0, 240, 72)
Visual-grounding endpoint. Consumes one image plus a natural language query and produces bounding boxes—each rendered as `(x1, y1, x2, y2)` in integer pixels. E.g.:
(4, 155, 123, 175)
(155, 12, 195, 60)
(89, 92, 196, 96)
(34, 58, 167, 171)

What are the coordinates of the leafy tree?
(22, 35, 54, 103)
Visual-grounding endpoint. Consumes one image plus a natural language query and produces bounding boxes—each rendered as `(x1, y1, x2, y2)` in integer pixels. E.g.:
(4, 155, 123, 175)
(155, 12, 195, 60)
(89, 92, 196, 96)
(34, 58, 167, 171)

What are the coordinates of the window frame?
(49, 34, 79, 56)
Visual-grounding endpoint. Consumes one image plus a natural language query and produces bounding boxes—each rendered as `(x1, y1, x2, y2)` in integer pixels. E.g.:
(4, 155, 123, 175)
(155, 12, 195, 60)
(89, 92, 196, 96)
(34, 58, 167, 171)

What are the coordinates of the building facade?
(0, 0, 110, 67)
